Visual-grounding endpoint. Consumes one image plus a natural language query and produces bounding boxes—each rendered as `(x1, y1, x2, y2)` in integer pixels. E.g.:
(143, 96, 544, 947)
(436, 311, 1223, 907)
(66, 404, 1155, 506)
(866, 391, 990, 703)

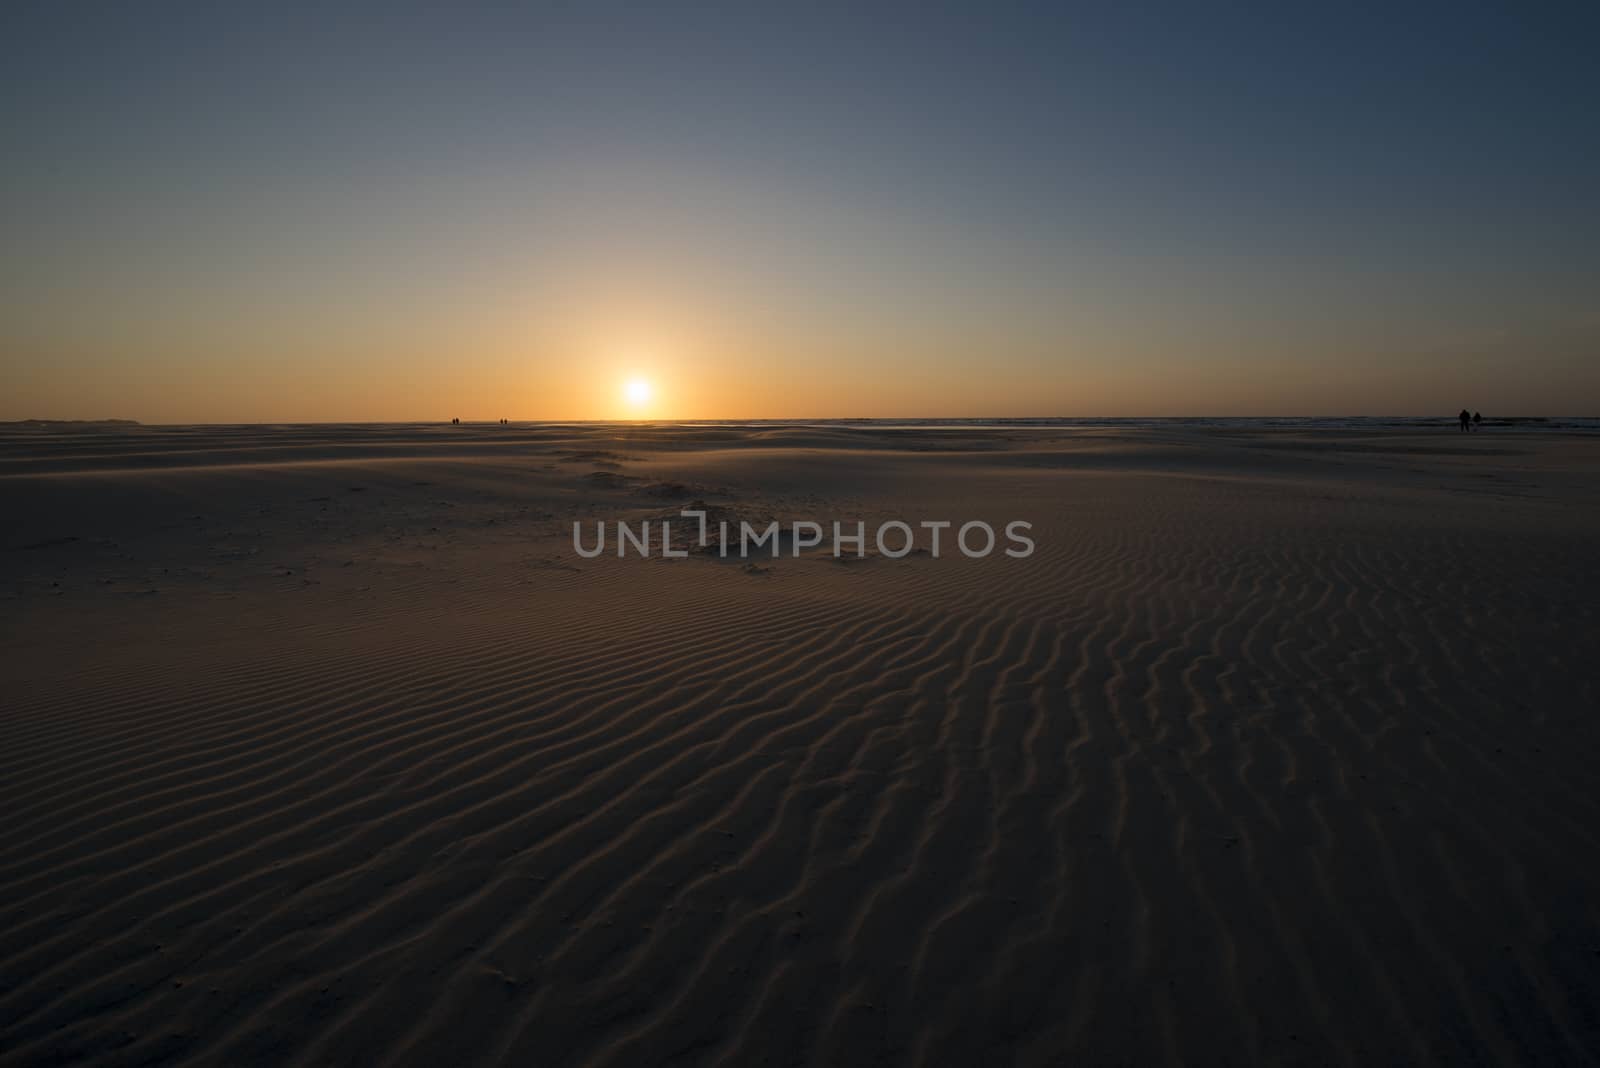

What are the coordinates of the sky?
(3, 2, 1597, 421)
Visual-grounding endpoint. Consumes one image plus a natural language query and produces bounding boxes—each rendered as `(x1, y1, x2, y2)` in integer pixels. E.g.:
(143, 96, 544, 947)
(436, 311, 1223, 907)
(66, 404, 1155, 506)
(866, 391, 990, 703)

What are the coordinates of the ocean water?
(7, 416, 1598, 435)
(676, 416, 1600, 432)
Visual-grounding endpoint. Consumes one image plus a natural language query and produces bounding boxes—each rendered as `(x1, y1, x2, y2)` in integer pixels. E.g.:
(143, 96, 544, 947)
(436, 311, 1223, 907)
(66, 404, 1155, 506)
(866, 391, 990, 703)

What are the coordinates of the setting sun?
(623, 378, 653, 407)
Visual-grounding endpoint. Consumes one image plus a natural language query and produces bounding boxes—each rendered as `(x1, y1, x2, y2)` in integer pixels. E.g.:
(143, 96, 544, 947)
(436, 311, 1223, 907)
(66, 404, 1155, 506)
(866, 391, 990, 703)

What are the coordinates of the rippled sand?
(3, 422, 1598, 1066)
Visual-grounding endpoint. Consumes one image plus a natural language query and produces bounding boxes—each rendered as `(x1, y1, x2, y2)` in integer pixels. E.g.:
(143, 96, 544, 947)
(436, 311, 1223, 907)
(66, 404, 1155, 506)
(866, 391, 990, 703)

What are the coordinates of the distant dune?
(2, 423, 1598, 1065)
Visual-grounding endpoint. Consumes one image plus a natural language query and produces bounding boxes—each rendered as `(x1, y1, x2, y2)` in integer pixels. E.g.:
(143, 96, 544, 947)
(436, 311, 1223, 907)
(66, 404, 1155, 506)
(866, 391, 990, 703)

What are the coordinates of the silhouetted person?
(1473, 411, 1482, 430)
(1459, 408, 1470, 432)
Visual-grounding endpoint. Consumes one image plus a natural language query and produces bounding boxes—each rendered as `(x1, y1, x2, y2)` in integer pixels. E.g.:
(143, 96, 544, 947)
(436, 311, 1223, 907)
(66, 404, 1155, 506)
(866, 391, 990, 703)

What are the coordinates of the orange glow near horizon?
(3, 287, 1595, 423)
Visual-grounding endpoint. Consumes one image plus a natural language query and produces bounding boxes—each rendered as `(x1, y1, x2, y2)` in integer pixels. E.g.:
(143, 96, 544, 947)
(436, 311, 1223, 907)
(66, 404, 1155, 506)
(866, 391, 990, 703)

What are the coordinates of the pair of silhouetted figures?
(1458, 409, 1483, 432)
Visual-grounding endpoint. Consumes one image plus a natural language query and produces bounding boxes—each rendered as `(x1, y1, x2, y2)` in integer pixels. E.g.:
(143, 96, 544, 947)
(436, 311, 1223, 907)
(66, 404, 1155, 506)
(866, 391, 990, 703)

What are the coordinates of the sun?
(623, 378, 653, 407)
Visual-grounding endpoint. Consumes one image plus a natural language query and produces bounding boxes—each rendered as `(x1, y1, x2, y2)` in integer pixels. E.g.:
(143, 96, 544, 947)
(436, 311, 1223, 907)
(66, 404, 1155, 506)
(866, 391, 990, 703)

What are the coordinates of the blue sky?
(3, 2, 1597, 419)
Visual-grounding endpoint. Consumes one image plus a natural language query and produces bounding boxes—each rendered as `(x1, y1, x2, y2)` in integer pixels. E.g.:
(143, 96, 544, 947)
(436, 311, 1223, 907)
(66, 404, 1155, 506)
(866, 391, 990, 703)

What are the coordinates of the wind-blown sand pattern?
(2, 423, 1598, 1066)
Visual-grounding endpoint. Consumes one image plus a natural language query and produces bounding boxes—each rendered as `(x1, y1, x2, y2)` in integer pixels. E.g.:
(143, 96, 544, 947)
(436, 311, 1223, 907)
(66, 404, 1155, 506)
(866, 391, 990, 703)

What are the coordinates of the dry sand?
(2, 421, 1598, 1066)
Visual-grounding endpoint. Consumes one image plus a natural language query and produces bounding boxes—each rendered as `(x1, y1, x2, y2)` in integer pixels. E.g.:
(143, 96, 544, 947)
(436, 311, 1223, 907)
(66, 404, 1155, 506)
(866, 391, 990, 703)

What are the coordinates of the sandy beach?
(2, 421, 1598, 1066)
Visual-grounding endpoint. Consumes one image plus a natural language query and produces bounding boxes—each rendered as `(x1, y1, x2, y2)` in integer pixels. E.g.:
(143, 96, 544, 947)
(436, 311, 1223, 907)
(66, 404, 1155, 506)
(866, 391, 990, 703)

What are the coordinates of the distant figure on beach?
(451, 417, 460, 425)
(1473, 411, 1482, 430)
(1459, 409, 1470, 432)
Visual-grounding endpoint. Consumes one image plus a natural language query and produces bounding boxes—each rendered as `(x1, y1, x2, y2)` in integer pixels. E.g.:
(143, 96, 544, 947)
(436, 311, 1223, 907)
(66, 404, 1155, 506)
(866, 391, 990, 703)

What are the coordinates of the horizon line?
(6, 414, 1596, 428)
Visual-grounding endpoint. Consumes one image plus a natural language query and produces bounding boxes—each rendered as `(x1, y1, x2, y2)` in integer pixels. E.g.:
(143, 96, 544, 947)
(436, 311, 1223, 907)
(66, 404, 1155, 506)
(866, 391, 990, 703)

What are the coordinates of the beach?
(2, 421, 1598, 1065)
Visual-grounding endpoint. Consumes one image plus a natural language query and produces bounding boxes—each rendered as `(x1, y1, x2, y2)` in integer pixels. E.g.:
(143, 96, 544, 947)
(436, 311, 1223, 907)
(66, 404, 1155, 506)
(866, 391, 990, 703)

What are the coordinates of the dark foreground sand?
(2, 422, 1598, 1066)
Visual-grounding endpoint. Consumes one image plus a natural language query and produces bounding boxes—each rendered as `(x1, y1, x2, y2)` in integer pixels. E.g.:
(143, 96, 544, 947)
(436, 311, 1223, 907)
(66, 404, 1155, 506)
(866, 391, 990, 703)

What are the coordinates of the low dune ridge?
(2, 422, 1599, 1066)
